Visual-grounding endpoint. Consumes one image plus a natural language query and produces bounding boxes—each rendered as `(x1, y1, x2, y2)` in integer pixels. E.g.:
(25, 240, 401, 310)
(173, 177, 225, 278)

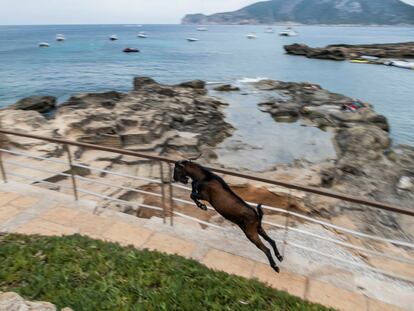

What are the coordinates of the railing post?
(167, 163, 174, 226)
(159, 162, 167, 224)
(0, 149, 7, 183)
(64, 144, 78, 201)
(281, 190, 292, 258)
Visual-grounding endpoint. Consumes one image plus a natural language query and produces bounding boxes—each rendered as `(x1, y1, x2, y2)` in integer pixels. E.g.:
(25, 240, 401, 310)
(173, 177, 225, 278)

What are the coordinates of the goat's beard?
(180, 176, 189, 184)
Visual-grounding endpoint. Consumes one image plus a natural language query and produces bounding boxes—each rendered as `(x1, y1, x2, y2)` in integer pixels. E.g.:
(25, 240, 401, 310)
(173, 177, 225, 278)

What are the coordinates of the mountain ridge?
(182, 0, 414, 25)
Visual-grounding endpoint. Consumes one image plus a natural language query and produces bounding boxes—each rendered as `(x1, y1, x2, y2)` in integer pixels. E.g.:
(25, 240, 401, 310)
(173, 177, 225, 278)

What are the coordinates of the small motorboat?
(389, 60, 414, 70)
(279, 28, 298, 37)
(123, 47, 140, 53)
(56, 34, 65, 41)
(38, 42, 50, 47)
(109, 35, 119, 41)
(186, 37, 199, 42)
(246, 33, 257, 39)
(265, 27, 274, 33)
(197, 26, 207, 31)
(137, 32, 148, 38)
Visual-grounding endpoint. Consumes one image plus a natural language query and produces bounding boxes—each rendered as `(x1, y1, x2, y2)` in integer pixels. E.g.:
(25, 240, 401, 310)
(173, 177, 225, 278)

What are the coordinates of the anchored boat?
(56, 34, 65, 41)
(246, 33, 257, 39)
(279, 28, 298, 37)
(137, 32, 148, 38)
(123, 47, 140, 53)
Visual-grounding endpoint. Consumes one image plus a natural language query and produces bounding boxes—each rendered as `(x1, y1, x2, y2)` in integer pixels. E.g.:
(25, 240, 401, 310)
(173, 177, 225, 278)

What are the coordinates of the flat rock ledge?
(0, 77, 234, 158)
(0, 291, 72, 311)
(284, 42, 414, 61)
(256, 80, 389, 131)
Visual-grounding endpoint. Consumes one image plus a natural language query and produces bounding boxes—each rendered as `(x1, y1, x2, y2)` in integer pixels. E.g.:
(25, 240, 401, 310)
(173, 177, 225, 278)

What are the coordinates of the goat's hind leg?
(244, 227, 280, 273)
(258, 227, 283, 262)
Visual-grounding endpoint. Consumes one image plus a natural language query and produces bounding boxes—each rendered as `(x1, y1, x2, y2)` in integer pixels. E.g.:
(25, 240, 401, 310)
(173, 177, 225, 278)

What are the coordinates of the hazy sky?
(1, 0, 413, 25)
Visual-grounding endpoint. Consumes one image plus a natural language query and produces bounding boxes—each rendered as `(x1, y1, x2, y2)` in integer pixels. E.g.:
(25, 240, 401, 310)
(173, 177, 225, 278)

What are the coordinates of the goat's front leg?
(191, 182, 208, 211)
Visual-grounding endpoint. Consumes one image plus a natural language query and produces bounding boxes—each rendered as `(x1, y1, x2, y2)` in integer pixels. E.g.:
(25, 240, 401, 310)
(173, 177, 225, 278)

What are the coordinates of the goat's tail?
(256, 203, 264, 222)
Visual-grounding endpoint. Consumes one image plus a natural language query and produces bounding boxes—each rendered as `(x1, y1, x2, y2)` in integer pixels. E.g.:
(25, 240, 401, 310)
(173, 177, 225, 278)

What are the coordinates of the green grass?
(0, 234, 334, 311)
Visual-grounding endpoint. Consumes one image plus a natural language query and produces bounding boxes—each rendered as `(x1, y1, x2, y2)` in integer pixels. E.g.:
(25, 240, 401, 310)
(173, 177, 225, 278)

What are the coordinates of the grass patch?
(0, 234, 333, 311)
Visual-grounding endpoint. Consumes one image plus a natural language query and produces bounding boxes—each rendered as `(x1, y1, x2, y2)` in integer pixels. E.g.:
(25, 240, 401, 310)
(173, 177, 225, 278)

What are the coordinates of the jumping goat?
(173, 158, 283, 273)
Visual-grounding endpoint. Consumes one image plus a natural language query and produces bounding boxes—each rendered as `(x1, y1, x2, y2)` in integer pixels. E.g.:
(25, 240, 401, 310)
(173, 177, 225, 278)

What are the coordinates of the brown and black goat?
(173, 159, 283, 273)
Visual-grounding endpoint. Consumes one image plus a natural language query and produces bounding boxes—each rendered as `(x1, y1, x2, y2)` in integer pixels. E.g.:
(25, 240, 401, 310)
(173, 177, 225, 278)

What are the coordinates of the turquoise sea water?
(0, 24, 413, 148)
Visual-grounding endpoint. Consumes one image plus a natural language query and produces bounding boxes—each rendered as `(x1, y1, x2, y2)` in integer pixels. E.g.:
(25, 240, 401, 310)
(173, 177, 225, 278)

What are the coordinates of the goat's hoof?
(273, 266, 280, 273)
(277, 255, 284, 262)
(200, 204, 207, 211)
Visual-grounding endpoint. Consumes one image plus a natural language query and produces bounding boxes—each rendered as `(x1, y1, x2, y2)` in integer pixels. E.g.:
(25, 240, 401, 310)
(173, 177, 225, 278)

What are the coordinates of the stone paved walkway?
(0, 181, 406, 311)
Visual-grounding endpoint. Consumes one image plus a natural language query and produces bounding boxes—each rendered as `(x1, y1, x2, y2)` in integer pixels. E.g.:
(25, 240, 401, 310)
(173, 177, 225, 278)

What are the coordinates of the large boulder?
(9, 96, 56, 113)
(213, 84, 240, 92)
(178, 80, 206, 89)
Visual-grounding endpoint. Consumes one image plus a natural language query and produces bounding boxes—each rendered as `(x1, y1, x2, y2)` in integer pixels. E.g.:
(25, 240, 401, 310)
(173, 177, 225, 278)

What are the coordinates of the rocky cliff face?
(182, 0, 414, 25)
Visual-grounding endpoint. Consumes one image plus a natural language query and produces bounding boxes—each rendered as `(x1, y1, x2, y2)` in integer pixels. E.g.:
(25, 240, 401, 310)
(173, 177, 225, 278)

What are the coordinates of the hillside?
(182, 0, 414, 25)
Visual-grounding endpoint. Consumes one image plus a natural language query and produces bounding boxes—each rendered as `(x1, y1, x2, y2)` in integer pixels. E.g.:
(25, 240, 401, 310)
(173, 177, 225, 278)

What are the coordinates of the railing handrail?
(1, 129, 413, 216)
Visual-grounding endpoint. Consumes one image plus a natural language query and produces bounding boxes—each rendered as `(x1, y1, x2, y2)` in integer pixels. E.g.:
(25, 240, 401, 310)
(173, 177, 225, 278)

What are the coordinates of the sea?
(0, 24, 413, 168)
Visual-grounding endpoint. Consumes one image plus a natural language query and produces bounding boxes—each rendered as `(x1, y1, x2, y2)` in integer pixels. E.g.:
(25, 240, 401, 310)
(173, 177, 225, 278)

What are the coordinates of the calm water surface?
(0, 24, 413, 166)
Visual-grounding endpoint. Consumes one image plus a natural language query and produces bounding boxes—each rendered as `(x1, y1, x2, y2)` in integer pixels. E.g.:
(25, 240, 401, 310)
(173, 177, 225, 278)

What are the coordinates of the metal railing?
(0, 129, 413, 284)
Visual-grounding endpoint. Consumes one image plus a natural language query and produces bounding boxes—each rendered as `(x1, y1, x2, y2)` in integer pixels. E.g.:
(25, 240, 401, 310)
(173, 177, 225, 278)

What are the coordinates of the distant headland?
(182, 0, 414, 25)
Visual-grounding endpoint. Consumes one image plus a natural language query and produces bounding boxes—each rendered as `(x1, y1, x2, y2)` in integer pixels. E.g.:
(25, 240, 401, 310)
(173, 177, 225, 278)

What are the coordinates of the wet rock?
(284, 42, 414, 60)
(335, 126, 390, 157)
(213, 84, 240, 92)
(8, 96, 56, 113)
(397, 176, 413, 191)
(178, 80, 206, 90)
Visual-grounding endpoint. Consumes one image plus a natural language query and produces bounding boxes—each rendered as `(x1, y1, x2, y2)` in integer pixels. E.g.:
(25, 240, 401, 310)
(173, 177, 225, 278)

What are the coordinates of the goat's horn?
(188, 153, 202, 161)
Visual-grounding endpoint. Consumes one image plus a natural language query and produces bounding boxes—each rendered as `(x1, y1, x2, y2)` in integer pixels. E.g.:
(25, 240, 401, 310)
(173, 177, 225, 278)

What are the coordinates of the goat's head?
(173, 154, 202, 184)
(173, 160, 190, 184)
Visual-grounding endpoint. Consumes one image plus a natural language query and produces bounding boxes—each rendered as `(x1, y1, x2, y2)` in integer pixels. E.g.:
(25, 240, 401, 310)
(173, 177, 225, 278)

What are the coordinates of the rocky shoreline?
(0, 77, 233, 158)
(0, 77, 413, 244)
(284, 42, 414, 61)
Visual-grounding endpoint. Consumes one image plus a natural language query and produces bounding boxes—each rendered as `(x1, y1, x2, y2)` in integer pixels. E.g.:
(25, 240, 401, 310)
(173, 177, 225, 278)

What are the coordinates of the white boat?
(265, 27, 274, 33)
(389, 60, 414, 70)
(137, 32, 148, 38)
(109, 35, 119, 41)
(38, 42, 50, 47)
(197, 26, 207, 31)
(246, 33, 257, 39)
(186, 37, 199, 42)
(56, 34, 65, 41)
(279, 28, 298, 37)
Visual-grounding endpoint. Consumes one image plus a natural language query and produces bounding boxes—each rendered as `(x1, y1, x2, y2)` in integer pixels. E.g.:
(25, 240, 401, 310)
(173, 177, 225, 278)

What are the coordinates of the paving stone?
(40, 207, 80, 226)
(367, 298, 406, 311)
(0, 205, 21, 226)
(0, 192, 20, 206)
(143, 233, 196, 257)
(102, 221, 153, 247)
(252, 262, 307, 298)
(14, 219, 77, 236)
(72, 212, 115, 236)
(10, 196, 40, 209)
(201, 249, 255, 278)
(305, 279, 367, 311)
